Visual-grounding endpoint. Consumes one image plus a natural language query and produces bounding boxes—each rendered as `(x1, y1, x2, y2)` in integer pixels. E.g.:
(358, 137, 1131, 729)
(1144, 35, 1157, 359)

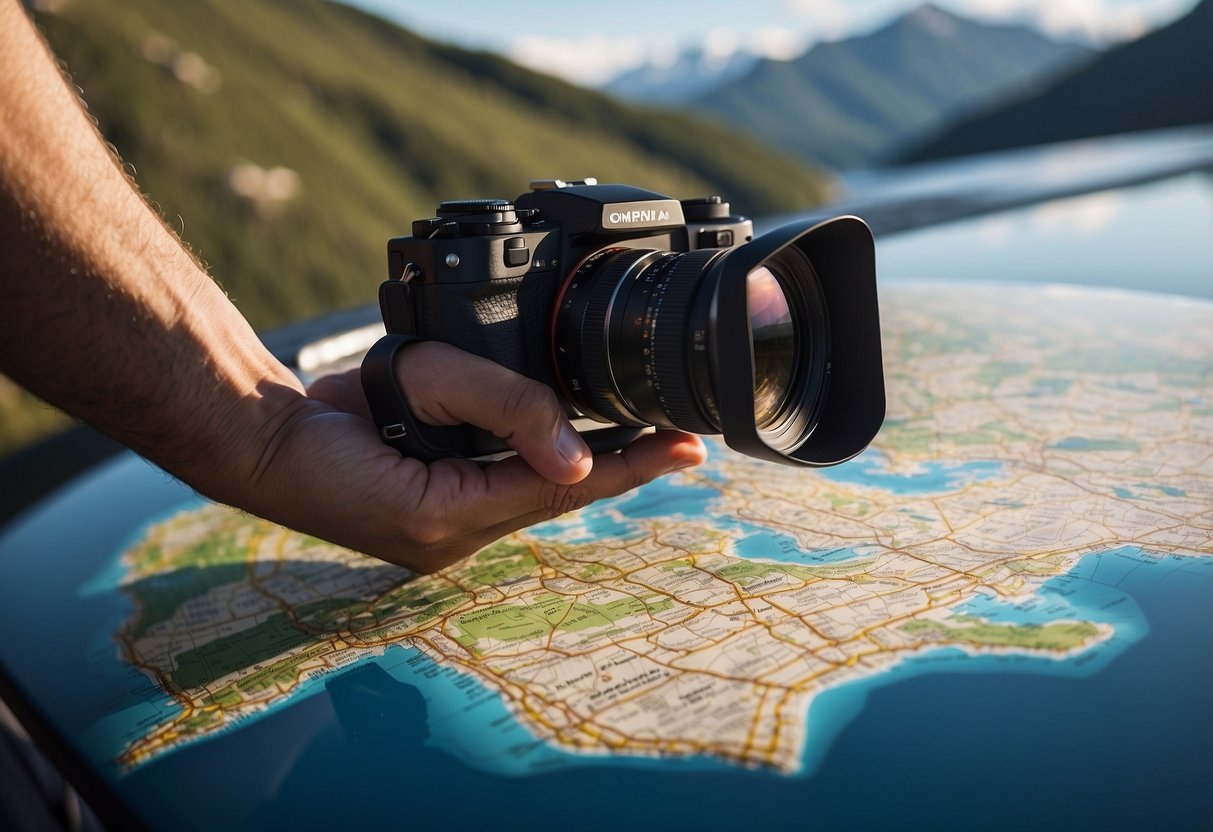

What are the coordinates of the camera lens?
(551, 241, 830, 451)
(552, 247, 721, 434)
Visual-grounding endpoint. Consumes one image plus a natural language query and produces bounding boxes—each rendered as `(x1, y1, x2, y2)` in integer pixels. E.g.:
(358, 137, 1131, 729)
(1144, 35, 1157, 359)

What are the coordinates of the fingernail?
(556, 422, 590, 464)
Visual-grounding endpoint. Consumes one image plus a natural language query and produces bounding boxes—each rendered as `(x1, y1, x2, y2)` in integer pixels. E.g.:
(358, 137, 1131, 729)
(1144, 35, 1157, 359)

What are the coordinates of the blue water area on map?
(531, 448, 1007, 547)
(0, 457, 200, 760)
(796, 545, 1166, 777)
(1114, 482, 1188, 500)
(529, 475, 875, 568)
(616, 478, 723, 519)
(732, 528, 867, 565)
(528, 474, 724, 543)
(814, 452, 1007, 493)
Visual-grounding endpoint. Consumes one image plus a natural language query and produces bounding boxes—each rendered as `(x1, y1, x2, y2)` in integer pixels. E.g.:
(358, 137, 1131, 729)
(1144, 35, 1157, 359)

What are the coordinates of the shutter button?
(504, 236, 530, 268)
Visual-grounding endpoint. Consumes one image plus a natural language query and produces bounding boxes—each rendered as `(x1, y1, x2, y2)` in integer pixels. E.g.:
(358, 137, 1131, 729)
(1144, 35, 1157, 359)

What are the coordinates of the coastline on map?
(335, 545, 1167, 779)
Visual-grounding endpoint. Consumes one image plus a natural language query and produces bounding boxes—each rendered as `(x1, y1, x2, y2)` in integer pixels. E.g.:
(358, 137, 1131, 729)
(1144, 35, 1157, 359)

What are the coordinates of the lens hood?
(709, 215, 884, 466)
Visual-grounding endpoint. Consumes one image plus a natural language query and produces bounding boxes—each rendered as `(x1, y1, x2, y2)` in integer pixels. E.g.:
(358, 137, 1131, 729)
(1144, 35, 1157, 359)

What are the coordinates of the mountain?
(900, 0, 1213, 162)
(686, 4, 1093, 169)
(29, 0, 829, 336)
(605, 47, 760, 104)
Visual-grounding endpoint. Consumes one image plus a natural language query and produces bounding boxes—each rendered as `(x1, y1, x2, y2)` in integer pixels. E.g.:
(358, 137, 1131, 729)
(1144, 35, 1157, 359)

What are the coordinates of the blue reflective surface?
(878, 171, 1213, 298)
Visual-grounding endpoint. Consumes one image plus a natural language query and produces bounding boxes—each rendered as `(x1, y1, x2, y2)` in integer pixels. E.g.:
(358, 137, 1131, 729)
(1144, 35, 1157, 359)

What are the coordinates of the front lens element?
(747, 266, 797, 429)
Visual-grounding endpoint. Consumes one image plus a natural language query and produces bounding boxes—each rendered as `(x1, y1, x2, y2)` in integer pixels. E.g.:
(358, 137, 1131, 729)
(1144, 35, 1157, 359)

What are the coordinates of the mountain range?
(901, 0, 1213, 161)
(606, 48, 761, 104)
(608, 4, 1094, 169)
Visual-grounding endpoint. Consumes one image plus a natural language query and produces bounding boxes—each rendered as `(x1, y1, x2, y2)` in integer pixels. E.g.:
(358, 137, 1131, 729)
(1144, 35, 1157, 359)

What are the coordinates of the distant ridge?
(901, 0, 1213, 161)
(606, 48, 760, 104)
(685, 3, 1092, 169)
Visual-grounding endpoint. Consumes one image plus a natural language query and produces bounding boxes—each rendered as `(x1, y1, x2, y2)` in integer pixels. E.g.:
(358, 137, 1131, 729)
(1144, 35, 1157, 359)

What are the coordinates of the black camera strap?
(360, 334, 475, 463)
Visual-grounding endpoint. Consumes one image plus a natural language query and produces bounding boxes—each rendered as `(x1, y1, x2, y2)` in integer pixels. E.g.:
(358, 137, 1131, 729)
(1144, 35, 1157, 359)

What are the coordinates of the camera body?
(379, 180, 750, 404)
(367, 179, 885, 467)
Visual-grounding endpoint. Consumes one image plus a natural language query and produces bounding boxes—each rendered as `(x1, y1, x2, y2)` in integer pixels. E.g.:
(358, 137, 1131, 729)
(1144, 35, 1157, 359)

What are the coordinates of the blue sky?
(344, 0, 1197, 85)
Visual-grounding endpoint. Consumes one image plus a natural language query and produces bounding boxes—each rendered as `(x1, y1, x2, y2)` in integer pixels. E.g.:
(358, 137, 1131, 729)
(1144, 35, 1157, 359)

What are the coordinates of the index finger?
(396, 341, 593, 484)
(472, 429, 707, 540)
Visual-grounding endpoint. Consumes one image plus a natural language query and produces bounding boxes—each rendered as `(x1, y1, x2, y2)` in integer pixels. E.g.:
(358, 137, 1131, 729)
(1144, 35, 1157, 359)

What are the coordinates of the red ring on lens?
(548, 247, 628, 406)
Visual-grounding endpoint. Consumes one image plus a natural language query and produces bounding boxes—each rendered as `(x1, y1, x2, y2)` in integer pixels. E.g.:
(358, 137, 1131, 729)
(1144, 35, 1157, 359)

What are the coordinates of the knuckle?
(404, 523, 447, 551)
(539, 480, 593, 518)
(396, 506, 451, 549)
(396, 343, 441, 393)
(500, 376, 558, 428)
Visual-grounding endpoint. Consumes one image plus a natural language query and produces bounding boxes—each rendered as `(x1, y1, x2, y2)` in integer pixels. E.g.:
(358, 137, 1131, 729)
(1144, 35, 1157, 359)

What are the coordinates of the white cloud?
(779, 0, 1191, 45)
(934, 0, 1192, 44)
(780, 0, 902, 41)
(703, 25, 808, 62)
(507, 34, 661, 86)
(742, 26, 810, 60)
(703, 26, 741, 60)
(507, 23, 810, 86)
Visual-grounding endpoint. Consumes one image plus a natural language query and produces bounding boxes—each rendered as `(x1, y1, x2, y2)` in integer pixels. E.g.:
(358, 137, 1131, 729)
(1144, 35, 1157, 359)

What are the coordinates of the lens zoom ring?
(650, 251, 718, 433)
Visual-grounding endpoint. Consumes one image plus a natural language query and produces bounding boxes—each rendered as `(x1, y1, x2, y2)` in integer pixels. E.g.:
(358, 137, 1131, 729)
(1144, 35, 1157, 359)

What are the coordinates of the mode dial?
(435, 199, 523, 235)
(680, 196, 731, 221)
(437, 198, 515, 216)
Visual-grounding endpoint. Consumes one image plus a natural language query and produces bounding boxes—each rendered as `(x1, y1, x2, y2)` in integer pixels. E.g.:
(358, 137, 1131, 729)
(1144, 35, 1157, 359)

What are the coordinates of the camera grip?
(360, 334, 476, 463)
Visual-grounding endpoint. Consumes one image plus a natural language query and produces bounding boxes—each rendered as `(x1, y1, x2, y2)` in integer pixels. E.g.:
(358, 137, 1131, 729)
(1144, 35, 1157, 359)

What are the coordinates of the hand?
(239, 342, 706, 573)
(0, 2, 696, 574)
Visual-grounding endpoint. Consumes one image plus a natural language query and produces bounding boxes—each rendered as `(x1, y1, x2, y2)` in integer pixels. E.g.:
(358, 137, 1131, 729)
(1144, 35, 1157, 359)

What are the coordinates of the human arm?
(0, 0, 704, 572)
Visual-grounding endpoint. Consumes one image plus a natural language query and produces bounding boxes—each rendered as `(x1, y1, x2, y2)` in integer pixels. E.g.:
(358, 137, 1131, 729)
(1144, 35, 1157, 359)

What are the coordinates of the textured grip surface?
(412, 280, 527, 374)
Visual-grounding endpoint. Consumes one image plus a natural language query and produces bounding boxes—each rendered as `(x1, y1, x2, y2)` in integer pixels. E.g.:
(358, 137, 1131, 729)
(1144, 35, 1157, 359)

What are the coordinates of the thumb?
(395, 341, 592, 484)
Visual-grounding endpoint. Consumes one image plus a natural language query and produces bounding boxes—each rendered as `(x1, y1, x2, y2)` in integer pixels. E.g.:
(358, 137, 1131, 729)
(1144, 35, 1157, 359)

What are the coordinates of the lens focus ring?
(647, 250, 720, 433)
(553, 248, 650, 426)
(578, 251, 653, 426)
(553, 246, 725, 435)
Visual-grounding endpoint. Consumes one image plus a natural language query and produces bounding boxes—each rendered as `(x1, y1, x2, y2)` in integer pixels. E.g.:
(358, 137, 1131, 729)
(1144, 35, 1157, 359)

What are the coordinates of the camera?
(361, 179, 884, 467)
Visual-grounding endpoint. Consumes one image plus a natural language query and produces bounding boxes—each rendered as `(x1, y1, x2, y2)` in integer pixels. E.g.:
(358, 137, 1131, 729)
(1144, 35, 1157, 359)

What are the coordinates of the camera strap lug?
(360, 334, 475, 463)
(378, 262, 421, 336)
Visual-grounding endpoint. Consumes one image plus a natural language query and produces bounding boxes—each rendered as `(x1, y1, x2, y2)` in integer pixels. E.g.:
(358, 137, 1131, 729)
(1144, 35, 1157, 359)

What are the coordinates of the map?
(0, 281, 1209, 829)
(105, 282, 1211, 774)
